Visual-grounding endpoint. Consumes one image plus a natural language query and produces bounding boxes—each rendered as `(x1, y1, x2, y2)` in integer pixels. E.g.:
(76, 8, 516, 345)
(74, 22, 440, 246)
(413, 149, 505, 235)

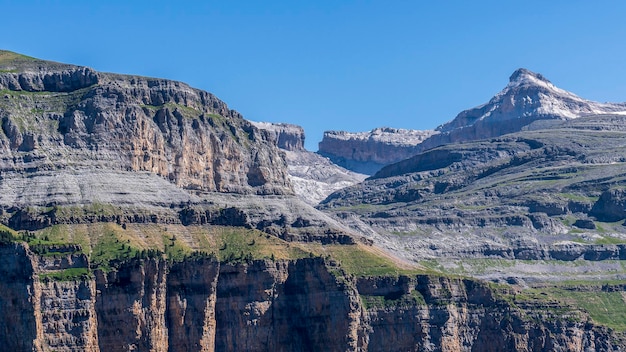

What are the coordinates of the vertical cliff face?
(318, 128, 438, 175)
(0, 242, 622, 351)
(214, 258, 361, 351)
(166, 258, 220, 352)
(357, 275, 620, 352)
(0, 244, 42, 351)
(95, 259, 169, 352)
(39, 279, 99, 352)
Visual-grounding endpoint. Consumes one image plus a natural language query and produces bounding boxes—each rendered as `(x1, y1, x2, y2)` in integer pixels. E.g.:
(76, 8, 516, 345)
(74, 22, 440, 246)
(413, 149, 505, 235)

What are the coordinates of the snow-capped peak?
(436, 68, 626, 134)
(509, 68, 551, 85)
(501, 68, 576, 99)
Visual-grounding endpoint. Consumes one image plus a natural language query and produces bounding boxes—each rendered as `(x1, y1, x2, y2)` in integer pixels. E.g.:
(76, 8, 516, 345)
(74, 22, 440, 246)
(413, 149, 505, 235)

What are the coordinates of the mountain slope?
(434, 68, 626, 140)
(0, 50, 362, 245)
(317, 68, 626, 174)
(320, 114, 626, 280)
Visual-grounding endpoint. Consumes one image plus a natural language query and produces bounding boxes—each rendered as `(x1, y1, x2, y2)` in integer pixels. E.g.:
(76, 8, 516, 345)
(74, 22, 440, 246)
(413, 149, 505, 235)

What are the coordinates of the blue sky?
(3, 1, 626, 150)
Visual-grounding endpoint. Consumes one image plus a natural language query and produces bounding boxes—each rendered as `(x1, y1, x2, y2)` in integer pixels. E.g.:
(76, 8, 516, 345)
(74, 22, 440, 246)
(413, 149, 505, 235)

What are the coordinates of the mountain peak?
(436, 68, 626, 135)
(508, 68, 551, 86)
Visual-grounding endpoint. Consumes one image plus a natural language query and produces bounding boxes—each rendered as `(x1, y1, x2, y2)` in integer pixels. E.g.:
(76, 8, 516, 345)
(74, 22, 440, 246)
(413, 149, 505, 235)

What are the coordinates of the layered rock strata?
(249, 121, 305, 151)
(0, 50, 292, 207)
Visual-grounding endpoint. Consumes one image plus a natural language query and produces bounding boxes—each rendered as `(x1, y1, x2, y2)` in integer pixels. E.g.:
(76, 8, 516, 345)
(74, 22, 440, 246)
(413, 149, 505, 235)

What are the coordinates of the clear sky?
(3, 1, 626, 150)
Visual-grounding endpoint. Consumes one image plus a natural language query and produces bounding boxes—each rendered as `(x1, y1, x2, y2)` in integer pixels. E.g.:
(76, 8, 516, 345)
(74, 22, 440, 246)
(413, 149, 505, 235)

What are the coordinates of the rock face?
(590, 189, 626, 222)
(0, 243, 43, 351)
(0, 50, 293, 208)
(318, 127, 438, 174)
(0, 243, 621, 351)
(250, 121, 305, 151)
(358, 276, 619, 351)
(0, 51, 361, 245)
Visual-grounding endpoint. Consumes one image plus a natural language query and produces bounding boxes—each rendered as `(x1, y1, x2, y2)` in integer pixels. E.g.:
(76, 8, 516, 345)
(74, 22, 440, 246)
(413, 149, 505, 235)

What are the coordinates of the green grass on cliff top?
(34, 223, 312, 265)
(0, 50, 38, 71)
(30, 222, 423, 276)
(516, 284, 626, 332)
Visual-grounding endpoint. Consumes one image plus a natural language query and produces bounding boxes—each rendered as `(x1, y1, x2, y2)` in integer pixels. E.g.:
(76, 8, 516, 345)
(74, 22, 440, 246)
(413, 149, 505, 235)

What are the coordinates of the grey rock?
(590, 188, 626, 222)
(249, 121, 305, 151)
(318, 127, 438, 174)
(252, 121, 367, 205)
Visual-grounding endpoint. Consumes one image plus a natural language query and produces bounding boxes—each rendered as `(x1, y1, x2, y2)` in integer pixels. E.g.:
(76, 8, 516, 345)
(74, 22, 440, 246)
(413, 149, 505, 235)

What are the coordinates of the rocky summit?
(2, 51, 626, 351)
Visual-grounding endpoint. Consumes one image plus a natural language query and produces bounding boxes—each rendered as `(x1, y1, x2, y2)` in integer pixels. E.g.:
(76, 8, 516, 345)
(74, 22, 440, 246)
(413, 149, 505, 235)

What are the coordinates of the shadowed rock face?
(1, 245, 621, 351)
(590, 189, 626, 222)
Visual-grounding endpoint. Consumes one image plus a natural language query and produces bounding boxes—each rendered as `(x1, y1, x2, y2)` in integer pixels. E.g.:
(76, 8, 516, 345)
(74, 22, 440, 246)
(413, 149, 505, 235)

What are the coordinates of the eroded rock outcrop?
(590, 188, 626, 222)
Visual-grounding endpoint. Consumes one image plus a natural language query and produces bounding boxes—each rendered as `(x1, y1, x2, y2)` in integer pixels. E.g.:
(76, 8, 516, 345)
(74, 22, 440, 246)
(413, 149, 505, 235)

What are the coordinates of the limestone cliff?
(0, 50, 292, 211)
(318, 127, 438, 175)
(250, 121, 305, 151)
(0, 242, 622, 351)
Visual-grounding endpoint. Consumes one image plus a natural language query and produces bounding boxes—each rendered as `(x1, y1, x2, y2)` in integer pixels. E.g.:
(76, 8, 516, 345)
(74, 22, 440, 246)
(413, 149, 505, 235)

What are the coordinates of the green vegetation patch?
(512, 283, 626, 331)
(0, 51, 37, 66)
(39, 267, 92, 282)
(0, 224, 18, 245)
(306, 244, 425, 277)
(216, 228, 309, 263)
(141, 102, 205, 119)
(90, 230, 144, 270)
(360, 289, 426, 310)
